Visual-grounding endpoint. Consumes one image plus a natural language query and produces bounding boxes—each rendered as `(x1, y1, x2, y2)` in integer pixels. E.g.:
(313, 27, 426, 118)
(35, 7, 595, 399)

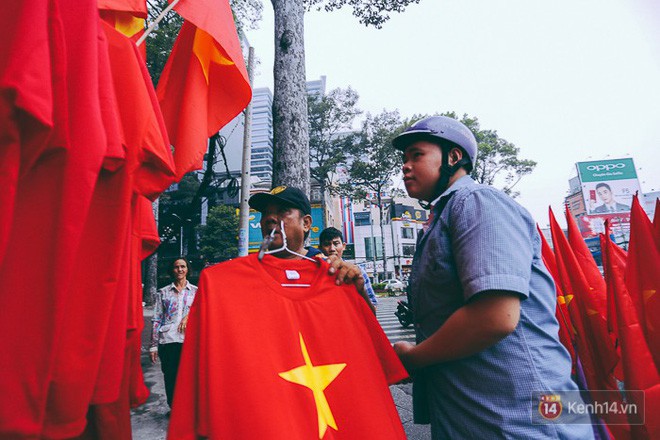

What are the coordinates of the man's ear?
(302, 214, 313, 232)
(448, 147, 463, 166)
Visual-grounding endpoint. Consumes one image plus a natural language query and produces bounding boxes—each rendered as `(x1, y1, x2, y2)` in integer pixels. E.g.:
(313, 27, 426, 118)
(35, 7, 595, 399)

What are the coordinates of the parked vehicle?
(383, 278, 406, 292)
(394, 300, 413, 328)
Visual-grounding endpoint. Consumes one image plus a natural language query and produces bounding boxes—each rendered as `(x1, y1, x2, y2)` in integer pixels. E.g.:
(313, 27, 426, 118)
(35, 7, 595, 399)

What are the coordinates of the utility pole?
(238, 47, 255, 257)
(369, 210, 378, 283)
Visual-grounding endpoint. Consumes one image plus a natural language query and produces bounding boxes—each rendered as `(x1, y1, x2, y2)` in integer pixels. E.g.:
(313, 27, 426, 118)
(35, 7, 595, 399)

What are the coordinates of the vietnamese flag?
(548, 209, 615, 389)
(156, 0, 252, 180)
(564, 205, 608, 321)
(98, 0, 147, 58)
(537, 225, 576, 365)
(169, 255, 407, 439)
(625, 195, 660, 372)
(602, 231, 660, 439)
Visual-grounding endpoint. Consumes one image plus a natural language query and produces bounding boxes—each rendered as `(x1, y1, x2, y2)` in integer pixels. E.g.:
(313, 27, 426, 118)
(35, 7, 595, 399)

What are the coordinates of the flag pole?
(136, 0, 181, 47)
(238, 46, 255, 256)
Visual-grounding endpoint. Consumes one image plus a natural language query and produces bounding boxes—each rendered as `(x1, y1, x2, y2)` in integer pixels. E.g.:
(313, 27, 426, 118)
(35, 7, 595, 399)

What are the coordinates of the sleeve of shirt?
(449, 188, 533, 301)
(360, 267, 378, 305)
(150, 289, 163, 351)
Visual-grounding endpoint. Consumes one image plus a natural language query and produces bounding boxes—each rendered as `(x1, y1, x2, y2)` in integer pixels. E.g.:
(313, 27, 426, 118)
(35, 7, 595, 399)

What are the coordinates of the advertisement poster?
(577, 213, 631, 239)
(576, 158, 641, 215)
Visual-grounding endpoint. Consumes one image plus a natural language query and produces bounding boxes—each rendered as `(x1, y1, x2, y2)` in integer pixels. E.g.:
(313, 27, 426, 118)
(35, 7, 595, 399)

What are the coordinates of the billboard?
(577, 212, 631, 239)
(247, 205, 324, 252)
(576, 158, 641, 215)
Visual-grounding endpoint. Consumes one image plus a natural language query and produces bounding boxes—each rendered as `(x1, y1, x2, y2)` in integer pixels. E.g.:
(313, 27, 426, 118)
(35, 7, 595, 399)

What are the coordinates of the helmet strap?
(419, 148, 470, 210)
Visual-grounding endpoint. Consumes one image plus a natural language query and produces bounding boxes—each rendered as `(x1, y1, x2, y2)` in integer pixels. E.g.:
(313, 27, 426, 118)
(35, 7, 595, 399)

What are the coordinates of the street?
(131, 295, 430, 439)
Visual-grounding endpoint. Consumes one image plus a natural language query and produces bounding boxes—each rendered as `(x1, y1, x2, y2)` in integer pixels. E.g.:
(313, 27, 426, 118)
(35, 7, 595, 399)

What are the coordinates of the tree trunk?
(271, 0, 310, 196)
(320, 180, 327, 229)
(377, 192, 388, 280)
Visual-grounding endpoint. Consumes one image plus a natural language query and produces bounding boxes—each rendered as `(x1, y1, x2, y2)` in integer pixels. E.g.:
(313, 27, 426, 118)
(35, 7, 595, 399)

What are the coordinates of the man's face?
(597, 186, 613, 204)
(401, 141, 443, 202)
(320, 237, 345, 259)
(259, 203, 311, 257)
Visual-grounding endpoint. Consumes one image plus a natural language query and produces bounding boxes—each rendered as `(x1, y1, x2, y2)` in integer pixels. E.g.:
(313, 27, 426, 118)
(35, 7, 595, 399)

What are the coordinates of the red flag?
(99, 0, 147, 58)
(599, 221, 627, 337)
(625, 195, 660, 372)
(564, 205, 608, 320)
(169, 255, 407, 439)
(549, 209, 630, 437)
(603, 230, 660, 439)
(549, 211, 620, 384)
(537, 225, 576, 365)
(156, 0, 252, 180)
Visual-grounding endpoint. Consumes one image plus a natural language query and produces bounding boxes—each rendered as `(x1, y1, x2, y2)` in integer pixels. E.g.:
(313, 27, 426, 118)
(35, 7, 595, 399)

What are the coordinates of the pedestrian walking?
(150, 257, 197, 408)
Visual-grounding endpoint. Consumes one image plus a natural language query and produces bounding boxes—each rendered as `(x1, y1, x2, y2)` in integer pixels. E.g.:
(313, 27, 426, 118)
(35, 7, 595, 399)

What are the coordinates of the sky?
(244, 0, 660, 226)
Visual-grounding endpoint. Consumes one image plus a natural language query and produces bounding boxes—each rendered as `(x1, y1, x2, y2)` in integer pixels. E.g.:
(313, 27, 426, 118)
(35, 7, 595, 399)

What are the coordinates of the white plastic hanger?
(257, 221, 319, 287)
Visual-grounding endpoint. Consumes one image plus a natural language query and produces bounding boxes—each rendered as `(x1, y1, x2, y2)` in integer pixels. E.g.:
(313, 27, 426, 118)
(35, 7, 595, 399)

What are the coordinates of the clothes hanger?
(257, 221, 319, 287)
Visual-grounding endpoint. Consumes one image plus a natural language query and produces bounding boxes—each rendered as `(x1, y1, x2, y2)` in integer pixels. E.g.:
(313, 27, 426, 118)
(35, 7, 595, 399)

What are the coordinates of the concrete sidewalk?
(132, 307, 430, 439)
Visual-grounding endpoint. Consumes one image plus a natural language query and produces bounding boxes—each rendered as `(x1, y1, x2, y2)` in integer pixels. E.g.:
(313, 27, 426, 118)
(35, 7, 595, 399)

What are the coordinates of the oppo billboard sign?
(576, 158, 637, 182)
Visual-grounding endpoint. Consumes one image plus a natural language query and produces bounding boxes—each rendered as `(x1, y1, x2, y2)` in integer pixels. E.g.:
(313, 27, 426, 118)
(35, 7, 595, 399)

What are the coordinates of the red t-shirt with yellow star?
(168, 254, 408, 439)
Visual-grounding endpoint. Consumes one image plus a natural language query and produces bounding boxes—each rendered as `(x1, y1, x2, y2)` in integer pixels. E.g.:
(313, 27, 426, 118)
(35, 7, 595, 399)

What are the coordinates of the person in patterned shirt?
(150, 257, 198, 407)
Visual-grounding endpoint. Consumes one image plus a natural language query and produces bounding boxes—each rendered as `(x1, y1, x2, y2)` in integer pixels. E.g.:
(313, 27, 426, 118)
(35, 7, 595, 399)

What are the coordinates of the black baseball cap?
(248, 186, 311, 215)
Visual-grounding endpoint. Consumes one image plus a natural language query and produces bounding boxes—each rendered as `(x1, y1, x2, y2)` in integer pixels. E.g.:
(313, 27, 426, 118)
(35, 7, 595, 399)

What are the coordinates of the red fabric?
(549, 209, 630, 438)
(565, 206, 608, 319)
(0, 0, 107, 436)
(625, 195, 660, 373)
(98, 0, 147, 16)
(169, 254, 408, 439)
(0, 0, 55, 259)
(602, 231, 660, 439)
(537, 225, 576, 367)
(157, 0, 251, 180)
(41, 23, 130, 438)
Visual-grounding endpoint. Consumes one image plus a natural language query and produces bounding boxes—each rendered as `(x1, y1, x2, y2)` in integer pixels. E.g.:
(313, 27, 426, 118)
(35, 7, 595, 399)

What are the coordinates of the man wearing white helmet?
(391, 116, 593, 439)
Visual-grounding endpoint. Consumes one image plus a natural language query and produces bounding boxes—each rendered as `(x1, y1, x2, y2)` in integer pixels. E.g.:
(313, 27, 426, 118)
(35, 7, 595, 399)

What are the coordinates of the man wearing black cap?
(248, 186, 322, 259)
(249, 186, 373, 308)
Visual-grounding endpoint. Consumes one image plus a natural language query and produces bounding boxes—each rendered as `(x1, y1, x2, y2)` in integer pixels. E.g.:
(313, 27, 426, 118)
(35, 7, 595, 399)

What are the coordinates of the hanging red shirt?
(169, 254, 408, 440)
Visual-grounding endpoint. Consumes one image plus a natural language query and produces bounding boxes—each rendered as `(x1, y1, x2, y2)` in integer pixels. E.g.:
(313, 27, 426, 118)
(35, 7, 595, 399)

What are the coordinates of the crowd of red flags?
(0, 0, 250, 438)
(546, 196, 660, 439)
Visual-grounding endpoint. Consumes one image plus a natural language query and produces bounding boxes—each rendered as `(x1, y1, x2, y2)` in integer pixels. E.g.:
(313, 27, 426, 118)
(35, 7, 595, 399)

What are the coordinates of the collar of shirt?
(428, 175, 475, 212)
(168, 281, 191, 293)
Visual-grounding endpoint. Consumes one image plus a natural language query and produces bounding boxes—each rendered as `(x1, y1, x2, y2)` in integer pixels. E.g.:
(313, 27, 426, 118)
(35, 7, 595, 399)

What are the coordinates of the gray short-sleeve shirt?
(409, 176, 593, 439)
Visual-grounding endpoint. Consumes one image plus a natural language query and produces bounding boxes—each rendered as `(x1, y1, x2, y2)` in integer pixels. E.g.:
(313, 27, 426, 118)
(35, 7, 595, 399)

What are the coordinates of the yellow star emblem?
(279, 333, 346, 439)
(192, 28, 234, 85)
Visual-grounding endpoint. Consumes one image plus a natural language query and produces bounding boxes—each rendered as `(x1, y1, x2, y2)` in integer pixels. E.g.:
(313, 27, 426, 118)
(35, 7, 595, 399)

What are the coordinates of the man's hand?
(150, 351, 158, 364)
(325, 255, 365, 289)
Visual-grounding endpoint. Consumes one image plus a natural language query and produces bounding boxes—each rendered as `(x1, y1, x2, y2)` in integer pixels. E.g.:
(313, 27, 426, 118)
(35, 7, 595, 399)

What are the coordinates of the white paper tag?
(285, 270, 300, 280)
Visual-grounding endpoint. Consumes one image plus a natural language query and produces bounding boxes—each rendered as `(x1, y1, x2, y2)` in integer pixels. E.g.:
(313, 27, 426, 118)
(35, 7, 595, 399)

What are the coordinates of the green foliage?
(340, 109, 405, 200)
(439, 111, 537, 198)
(197, 205, 239, 263)
(304, 0, 422, 28)
(308, 87, 361, 192)
(158, 174, 201, 242)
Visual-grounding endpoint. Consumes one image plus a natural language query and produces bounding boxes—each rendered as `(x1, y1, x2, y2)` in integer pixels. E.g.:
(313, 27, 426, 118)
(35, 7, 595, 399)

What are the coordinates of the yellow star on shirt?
(279, 333, 347, 439)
